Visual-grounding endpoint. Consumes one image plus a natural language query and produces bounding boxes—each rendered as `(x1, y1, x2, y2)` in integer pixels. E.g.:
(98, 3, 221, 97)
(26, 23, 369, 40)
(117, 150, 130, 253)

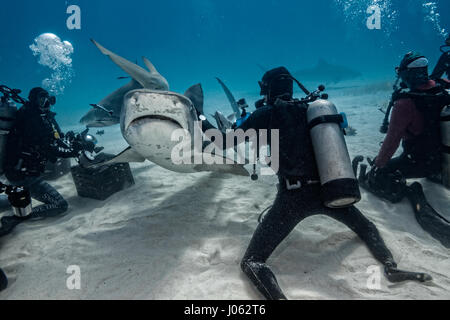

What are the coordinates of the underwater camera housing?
(0, 85, 26, 175)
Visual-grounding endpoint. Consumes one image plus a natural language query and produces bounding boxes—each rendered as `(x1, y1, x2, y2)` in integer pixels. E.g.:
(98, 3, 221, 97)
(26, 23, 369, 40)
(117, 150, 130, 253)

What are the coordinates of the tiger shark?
(89, 40, 249, 176)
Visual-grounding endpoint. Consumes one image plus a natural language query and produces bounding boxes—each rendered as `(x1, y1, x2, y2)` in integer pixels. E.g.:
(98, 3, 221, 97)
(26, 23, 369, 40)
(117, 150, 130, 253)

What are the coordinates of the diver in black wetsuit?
(431, 36, 450, 80)
(0, 88, 92, 234)
(200, 67, 432, 300)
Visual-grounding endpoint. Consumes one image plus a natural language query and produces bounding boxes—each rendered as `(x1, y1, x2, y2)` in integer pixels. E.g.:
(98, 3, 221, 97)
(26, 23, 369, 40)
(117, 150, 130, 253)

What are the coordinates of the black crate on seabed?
(71, 163, 135, 201)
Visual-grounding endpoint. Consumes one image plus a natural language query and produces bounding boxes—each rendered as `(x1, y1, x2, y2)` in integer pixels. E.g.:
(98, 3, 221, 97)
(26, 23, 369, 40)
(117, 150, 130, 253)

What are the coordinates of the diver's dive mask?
(396, 54, 430, 89)
(37, 92, 56, 111)
(441, 36, 450, 53)
(260, 73, 313, 104)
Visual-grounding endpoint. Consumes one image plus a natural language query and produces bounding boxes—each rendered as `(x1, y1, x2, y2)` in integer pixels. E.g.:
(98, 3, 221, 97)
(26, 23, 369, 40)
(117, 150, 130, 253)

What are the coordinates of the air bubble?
(29, 33, 75, 95)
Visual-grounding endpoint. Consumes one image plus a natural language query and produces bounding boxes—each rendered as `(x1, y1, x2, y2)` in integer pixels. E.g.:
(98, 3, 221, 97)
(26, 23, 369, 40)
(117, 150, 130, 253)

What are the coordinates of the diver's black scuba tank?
(307, 99, 361, 208)
(0, 91, 18, 175)
(442, 105, 450, 188)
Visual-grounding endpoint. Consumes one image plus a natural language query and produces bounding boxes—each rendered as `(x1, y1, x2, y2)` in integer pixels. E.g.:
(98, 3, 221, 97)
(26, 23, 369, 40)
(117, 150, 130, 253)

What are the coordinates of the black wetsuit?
(203, 99, 398, 300)
(431, 50, 450, 80)
(1, 103, 77, 222)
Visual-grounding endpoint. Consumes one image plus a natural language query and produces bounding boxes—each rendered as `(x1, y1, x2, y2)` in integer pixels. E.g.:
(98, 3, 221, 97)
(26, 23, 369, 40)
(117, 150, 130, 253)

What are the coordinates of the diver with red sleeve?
(356, 52, 450, 247)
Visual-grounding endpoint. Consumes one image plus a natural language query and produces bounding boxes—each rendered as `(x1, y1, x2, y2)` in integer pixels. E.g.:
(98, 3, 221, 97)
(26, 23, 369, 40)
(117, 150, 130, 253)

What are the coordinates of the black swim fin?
(0, 215, 26, 238)
(406, 182, 450, 248)
(0, 268, 7, 291)
(385, 264, 432, 283)
(241, 260, 288, 300)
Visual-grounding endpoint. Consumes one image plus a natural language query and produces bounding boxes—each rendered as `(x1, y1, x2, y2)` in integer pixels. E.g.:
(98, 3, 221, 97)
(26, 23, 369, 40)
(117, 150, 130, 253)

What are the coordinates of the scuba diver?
(198, 67, 432, 300)
(233, 99, 251, 128)
(0, 87, 96, 236)
(365, 53, 449, 201)
(431, 36, 450, 80)
(356, 52, 450, 248)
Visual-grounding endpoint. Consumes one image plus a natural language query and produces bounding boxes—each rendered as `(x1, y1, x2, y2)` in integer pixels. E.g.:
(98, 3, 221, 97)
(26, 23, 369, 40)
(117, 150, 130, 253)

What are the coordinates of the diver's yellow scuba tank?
(442, 105, 450, 188)
(0, 98, 17, 175)
(307, 99, 361, 208)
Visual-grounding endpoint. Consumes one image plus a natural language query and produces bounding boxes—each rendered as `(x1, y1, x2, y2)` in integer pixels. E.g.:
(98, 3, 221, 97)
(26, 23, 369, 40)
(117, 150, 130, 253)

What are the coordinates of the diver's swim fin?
(0, 210, 66, 238)
(0, 215, 25, 238)
(406, 182, 450, 248)
(241, 260, 287, 300)
(385, 265, 432, 283)
(0, 268, 7, 291)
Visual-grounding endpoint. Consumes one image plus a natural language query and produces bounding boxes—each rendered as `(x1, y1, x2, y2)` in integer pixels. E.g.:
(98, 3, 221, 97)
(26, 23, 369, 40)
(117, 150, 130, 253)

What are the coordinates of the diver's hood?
(397, 53, 430, 89)
(28, 87, 48, 103)
(28, 87, 56, 111)
(259, 67, 294, 97)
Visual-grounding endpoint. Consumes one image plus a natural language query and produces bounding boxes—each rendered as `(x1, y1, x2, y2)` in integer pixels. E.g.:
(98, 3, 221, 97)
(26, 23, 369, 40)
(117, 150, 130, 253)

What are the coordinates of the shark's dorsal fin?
(91, 39, 169, 91)
(216, 78, 240, 117)
(184, 84, 204, 115)
(142, 56, 159, 74)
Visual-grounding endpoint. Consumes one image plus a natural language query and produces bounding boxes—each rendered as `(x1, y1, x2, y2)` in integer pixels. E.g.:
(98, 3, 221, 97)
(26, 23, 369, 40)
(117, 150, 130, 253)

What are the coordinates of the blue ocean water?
(0, 0, 448, 126)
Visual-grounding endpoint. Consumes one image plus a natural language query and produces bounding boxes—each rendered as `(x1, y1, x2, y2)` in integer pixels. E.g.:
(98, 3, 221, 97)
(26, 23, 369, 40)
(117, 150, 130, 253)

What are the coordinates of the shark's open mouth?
(129, 115, 182, 129)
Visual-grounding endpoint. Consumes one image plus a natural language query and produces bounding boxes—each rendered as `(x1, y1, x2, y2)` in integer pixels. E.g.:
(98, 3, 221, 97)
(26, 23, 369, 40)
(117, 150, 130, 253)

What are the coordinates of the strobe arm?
(0, 85, 27, 105)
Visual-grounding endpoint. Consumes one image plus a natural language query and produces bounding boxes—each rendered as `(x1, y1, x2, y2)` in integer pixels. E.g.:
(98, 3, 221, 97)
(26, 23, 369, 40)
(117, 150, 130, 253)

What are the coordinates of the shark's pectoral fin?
(101, 147, 146, 165)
